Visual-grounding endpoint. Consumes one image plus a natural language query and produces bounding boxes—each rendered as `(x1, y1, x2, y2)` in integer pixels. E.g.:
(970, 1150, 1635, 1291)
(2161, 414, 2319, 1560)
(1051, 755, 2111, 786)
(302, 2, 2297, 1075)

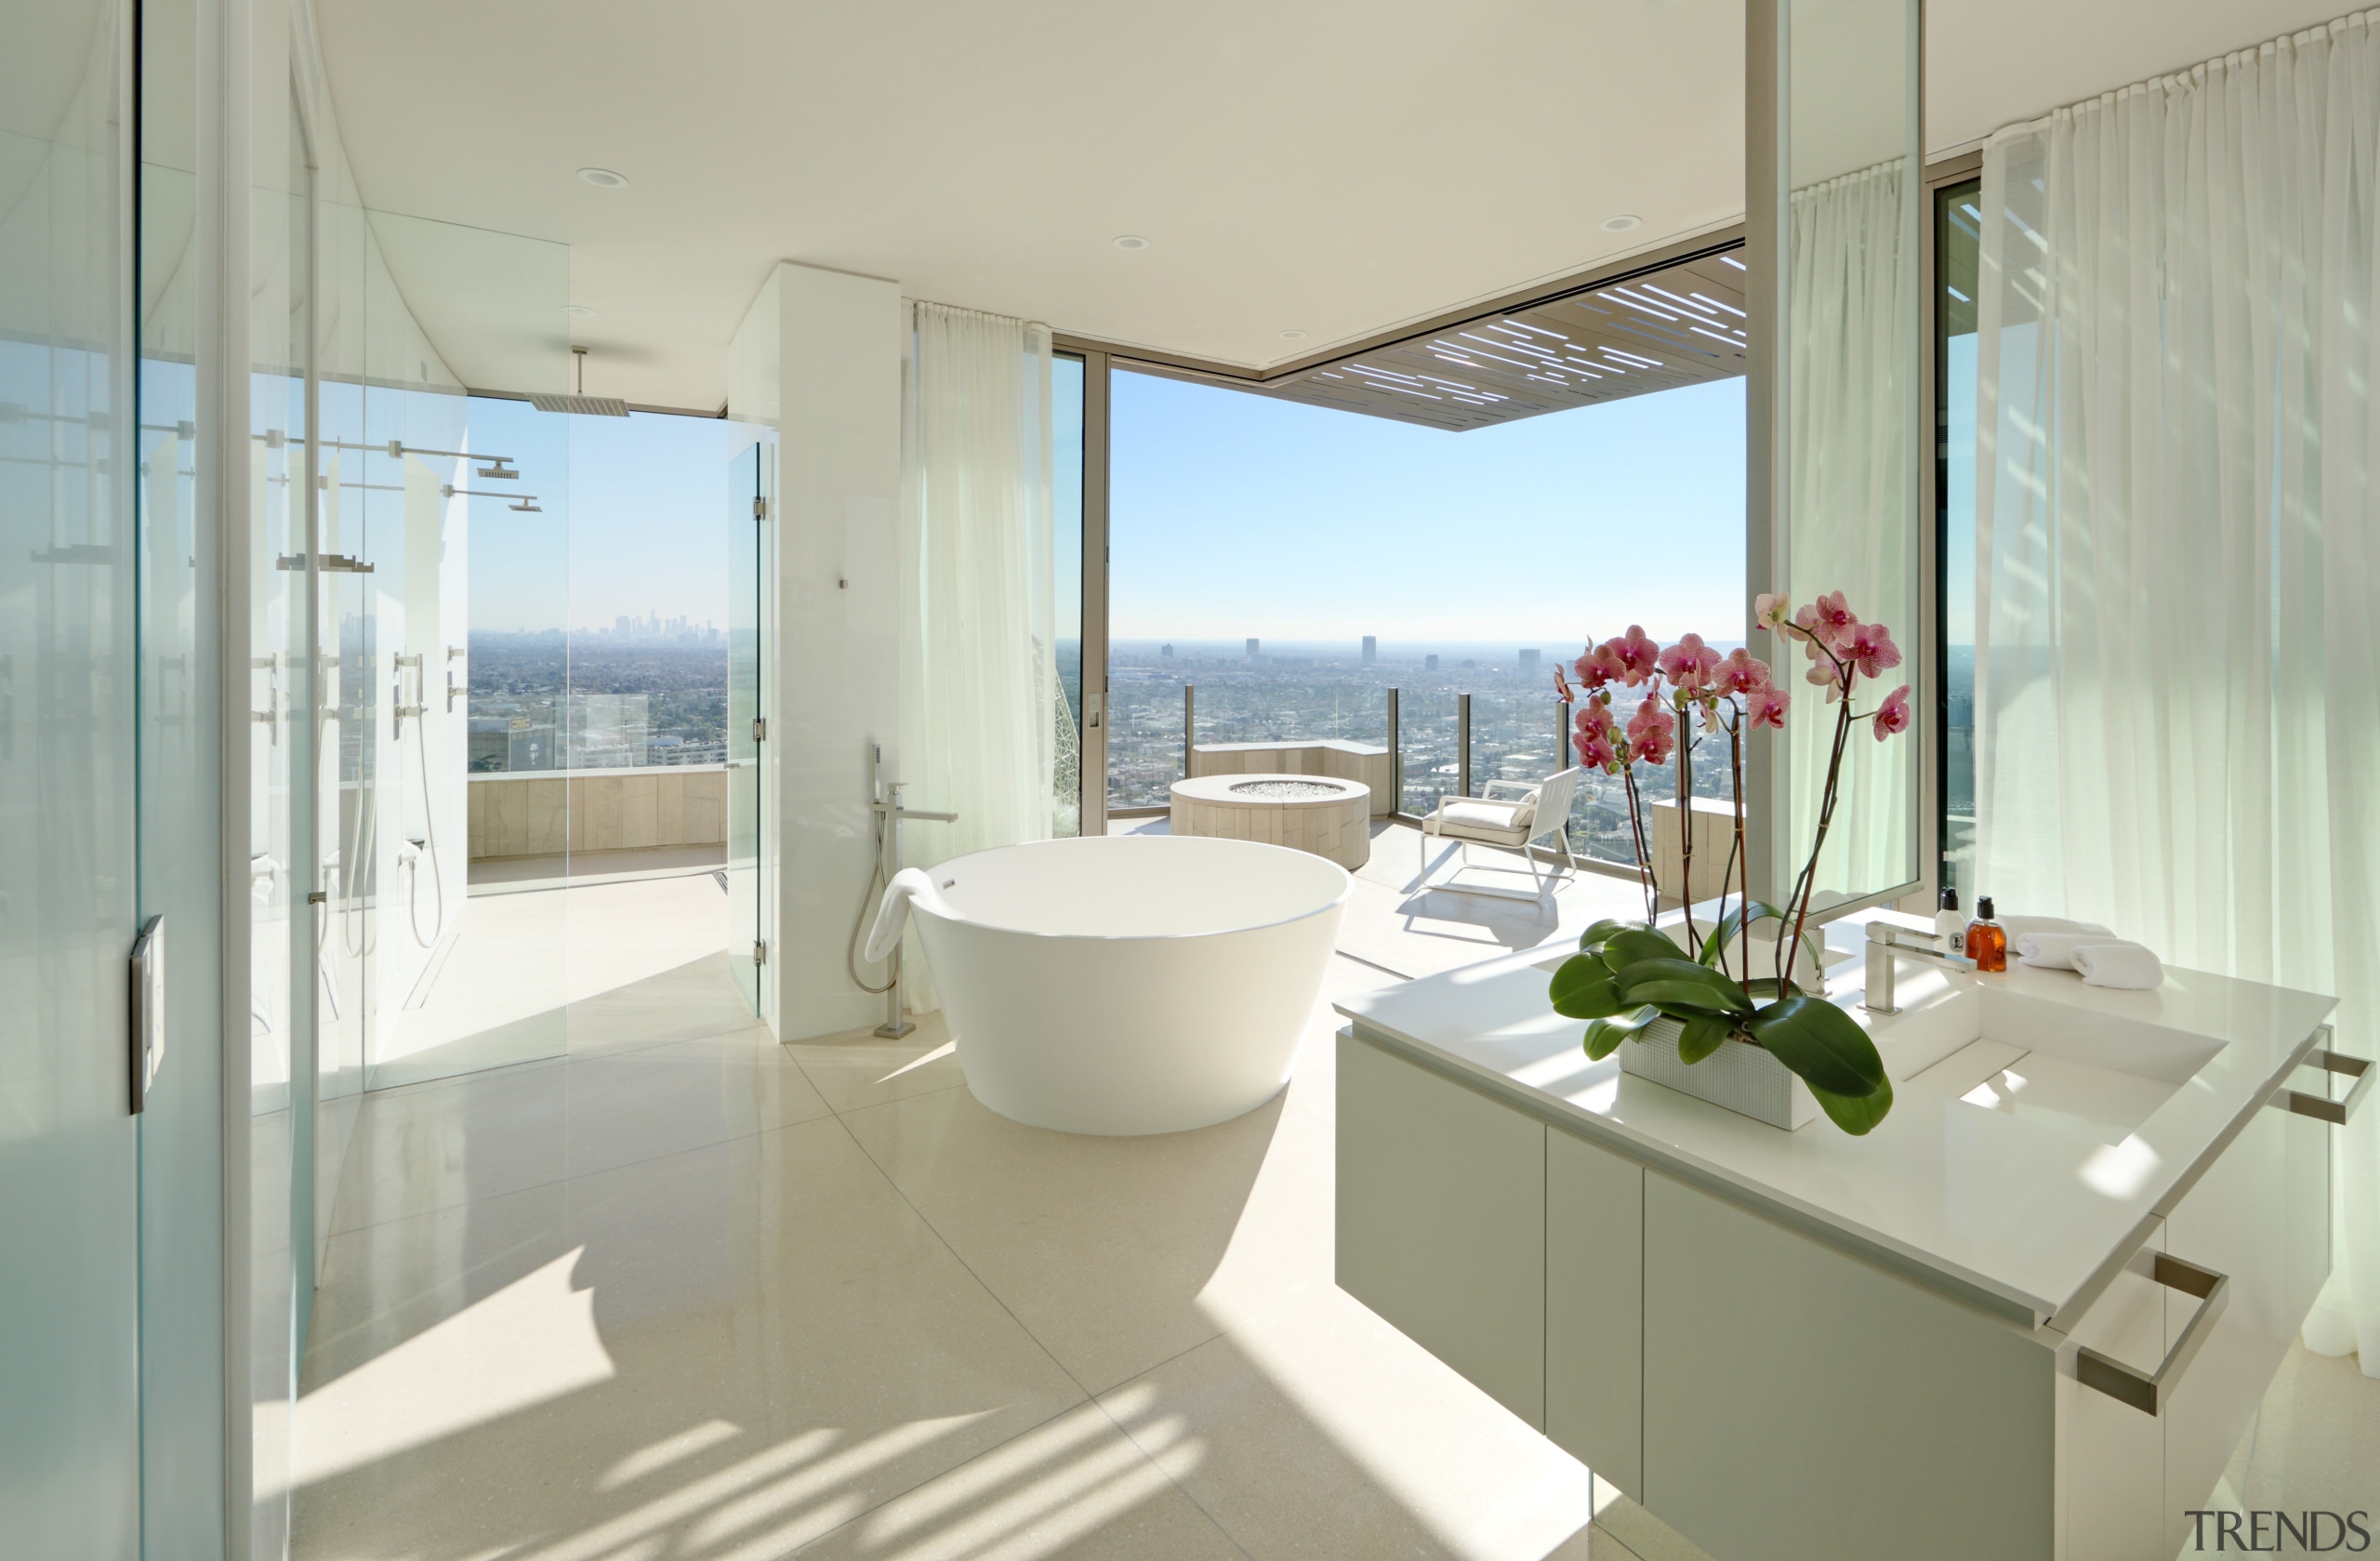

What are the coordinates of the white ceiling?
(313, 0, 2343, 411)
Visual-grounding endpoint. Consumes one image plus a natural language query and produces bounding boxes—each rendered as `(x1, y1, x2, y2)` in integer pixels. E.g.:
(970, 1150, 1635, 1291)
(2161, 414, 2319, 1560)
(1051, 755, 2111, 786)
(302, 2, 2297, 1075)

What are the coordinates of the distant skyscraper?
(1161, 642, 1174, 658)
(1246, 638, 1260, 660)
(1424, 654, 1439, 671)
(1518, 648, 1540, 681)
(1362, 635, 1377, 664)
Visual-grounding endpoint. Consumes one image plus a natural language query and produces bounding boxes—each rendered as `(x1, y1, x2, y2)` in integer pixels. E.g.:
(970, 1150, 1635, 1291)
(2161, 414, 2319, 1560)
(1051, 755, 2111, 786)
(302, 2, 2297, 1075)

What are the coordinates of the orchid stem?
(1780, 646, 1857, 991)
(1677, 702, 1696, 954)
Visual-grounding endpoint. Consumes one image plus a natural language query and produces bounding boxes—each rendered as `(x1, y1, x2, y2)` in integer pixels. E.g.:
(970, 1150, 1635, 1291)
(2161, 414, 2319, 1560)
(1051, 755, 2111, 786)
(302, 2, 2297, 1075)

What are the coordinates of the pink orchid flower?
(1807, 660, 1849, 703)
(1573, 730, 1618, 769)
(1745, 683, 1791, 729)
(1573, 642, 1626, 690)
(1752, 592, 1792, 632)
(1658, 632, 1721, 692)
(1626, 697, 1677, 766)
(1575, 698, 1614, 735)
(1843, 621, 1901, 681)
(1872, 684, 1912, 740)
(1713, 647, 1771, 696)
(1603, 625, 1662, 687)
(1807, 590, 1859, 647)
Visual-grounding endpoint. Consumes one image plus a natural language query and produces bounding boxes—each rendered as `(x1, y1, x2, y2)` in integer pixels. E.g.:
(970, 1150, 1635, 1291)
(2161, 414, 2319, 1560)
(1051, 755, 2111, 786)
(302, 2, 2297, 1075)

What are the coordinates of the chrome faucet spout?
(1862, 922, 1977, 1015)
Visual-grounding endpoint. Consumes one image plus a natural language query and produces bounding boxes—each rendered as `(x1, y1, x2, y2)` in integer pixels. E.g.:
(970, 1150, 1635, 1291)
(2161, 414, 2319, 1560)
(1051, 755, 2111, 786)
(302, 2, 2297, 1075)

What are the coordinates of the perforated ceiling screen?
(1248, 247, 1748, 431)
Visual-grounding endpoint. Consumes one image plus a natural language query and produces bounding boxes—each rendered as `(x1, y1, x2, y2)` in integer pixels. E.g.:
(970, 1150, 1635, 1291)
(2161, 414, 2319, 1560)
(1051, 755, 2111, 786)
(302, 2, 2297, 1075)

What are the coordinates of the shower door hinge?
(752, 718, 765, 743)
(752, 940, 767, 967)
(753, 496, 766, 520)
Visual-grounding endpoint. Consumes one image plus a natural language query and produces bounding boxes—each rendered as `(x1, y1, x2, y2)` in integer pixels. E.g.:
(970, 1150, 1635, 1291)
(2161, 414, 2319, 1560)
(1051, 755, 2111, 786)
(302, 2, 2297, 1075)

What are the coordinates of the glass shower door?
(725, 437, 765, 1014)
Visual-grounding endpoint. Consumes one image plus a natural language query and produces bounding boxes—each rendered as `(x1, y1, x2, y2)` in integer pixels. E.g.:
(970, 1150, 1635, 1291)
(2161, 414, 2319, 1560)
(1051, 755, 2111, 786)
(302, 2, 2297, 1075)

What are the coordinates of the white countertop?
(1334, 933, 2337, 1324)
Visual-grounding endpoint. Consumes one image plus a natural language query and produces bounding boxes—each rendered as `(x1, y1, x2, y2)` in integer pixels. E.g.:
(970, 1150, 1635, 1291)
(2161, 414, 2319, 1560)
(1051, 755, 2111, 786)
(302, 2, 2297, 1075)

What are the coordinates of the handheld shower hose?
(405, 703, 446, 948)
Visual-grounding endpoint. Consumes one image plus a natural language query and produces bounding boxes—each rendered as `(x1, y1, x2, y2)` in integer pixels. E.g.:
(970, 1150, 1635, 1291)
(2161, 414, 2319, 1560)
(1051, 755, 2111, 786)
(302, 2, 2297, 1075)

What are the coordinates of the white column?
(731, 262, 904, 1039)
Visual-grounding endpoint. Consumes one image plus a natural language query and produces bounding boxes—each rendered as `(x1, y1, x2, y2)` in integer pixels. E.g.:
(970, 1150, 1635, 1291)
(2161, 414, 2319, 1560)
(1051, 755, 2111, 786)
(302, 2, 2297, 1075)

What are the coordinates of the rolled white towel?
(865, 867, 949, 964)
(2015, 931, 2109, 971)
(2000, 914, 2114, 940)
(2069, 940, 2165, 990)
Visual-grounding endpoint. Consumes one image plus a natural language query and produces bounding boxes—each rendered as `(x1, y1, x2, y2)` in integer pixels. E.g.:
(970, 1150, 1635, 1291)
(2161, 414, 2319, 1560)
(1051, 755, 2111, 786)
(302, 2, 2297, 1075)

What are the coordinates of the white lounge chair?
(1419, 766, 1584, 903)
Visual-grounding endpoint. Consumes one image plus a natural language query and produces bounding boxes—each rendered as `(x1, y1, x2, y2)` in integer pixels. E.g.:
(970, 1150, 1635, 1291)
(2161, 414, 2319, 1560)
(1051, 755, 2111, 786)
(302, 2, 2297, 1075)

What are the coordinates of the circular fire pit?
(1170, 772, 1370, 869)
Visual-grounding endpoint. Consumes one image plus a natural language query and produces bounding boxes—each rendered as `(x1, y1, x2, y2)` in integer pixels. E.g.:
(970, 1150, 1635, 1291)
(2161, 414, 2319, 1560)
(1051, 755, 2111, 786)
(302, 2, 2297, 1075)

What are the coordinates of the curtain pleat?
(1785, 160, 1917, 901)
(898, 301, 1057, 1009)
(1975, 8, 2380, 1370)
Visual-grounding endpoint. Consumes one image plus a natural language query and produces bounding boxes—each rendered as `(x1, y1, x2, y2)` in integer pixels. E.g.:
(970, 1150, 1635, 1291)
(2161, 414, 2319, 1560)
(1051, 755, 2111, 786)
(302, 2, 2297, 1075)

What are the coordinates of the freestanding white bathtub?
(869, 834, 1350, 1135)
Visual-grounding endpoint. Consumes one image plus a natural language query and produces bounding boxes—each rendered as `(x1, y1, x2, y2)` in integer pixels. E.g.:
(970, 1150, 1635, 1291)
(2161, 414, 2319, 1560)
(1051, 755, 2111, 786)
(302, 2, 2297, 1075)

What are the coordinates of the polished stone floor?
(293, 824, 2379, 1561)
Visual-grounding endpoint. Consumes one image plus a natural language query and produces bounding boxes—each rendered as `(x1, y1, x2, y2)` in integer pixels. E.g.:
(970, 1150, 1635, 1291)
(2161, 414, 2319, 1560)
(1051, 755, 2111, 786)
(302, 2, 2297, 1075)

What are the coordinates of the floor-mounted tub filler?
(867, 834, 1350, 1134)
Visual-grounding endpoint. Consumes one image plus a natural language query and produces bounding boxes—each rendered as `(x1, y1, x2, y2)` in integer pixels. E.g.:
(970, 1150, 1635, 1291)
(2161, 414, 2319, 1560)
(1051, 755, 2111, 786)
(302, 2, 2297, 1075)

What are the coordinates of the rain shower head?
(476, 460, 519, 480)
(534, 346, 629, 417)
(528, 393, 628, 417)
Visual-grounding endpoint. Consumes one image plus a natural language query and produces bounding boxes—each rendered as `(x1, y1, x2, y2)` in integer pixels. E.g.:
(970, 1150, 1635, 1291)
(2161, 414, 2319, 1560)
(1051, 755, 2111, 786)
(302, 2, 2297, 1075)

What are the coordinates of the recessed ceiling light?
(1279, 329, 1306, 340)
(562, 304, 597, 317)
(1601, 213, 1643, 233)
(1112, 234, 1149, 251)
(577, 167, 629, 190)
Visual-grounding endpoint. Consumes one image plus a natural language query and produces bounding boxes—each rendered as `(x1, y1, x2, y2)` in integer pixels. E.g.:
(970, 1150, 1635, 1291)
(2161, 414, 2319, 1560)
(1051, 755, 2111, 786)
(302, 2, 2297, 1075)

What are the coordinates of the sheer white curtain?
(1785, 160, 1917, 902)
(897, 300, 1058, 1005)
(1974, 9, 2380, 1371)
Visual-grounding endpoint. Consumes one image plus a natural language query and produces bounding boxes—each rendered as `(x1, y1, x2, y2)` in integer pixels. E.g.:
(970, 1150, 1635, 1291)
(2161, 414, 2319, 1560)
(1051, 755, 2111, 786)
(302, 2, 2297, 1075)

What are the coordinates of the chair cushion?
(1441, 799, 1528, 831)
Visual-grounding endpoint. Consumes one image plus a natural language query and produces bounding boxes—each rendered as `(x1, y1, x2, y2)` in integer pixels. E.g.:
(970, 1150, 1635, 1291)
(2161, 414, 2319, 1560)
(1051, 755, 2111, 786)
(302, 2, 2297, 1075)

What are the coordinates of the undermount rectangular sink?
(1890, 986, 2227, 1140)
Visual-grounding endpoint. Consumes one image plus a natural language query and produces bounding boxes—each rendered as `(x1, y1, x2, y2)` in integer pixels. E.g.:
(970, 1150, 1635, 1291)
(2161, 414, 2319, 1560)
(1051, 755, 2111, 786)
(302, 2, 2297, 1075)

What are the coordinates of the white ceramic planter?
(1619, 1016, 1819, 1131)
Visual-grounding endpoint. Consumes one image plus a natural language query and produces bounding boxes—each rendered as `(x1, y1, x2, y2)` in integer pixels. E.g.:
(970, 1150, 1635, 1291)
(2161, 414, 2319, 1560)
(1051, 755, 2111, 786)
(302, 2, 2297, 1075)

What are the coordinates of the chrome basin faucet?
(1862, 921, 1977, 1015)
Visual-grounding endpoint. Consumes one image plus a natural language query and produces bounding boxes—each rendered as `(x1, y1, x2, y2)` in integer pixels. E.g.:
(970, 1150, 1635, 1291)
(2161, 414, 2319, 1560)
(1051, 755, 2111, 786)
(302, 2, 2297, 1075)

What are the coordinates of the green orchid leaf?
(1580, 917, 1640, 953)
(1675, 1013, 1734, 1065)
(1601, 928, 1681, 971)
(1746, 993, 1888, 1099)
(1582, 1005, 1659, 1060)
(1549, 955, 1628, 1019)
(1696, 899, 1787, 968)
(1809, 1075, 1896, 1135)
(1613, 958, 1754, 1016)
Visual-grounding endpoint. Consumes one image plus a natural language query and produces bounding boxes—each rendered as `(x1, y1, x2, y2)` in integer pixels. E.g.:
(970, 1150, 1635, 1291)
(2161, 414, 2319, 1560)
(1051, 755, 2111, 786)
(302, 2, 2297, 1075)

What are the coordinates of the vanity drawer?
(1336, 1033, 1546, 1428)
(2054, 1063, 2334, 1559)
(1545, 1124, 1644, 1493)
(2158, 1062, 2334, 1552)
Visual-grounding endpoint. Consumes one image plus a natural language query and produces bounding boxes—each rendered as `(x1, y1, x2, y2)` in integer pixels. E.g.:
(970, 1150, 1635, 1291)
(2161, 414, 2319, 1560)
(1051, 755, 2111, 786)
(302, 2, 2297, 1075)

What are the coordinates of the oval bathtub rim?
(910, 836, 1355, 946)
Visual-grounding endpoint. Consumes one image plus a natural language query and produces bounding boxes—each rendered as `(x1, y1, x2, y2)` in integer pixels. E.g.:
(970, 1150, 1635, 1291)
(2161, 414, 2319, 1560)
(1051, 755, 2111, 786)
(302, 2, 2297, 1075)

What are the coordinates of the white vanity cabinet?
(1333, 949, 2350, 1561)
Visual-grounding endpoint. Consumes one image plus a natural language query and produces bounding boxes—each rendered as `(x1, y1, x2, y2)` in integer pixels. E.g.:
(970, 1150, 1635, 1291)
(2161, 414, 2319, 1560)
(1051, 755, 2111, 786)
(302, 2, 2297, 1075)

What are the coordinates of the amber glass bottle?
(1965, 895, 2008, 973)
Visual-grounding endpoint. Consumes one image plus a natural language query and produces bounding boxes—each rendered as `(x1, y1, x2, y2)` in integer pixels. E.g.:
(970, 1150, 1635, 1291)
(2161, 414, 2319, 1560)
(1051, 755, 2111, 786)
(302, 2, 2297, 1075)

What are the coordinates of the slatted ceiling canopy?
(1249, 247, 1750, 431)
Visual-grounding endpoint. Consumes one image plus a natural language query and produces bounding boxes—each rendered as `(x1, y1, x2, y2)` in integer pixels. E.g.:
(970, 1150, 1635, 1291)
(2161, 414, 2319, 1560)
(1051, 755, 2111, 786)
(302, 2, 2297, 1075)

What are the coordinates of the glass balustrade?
(1103, 668, 1761, 882)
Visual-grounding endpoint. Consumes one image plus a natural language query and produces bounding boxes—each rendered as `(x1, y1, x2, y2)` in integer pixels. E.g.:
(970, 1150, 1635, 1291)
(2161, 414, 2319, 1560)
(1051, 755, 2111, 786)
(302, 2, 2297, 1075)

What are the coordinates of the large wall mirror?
(1757, 0, 1924, 913)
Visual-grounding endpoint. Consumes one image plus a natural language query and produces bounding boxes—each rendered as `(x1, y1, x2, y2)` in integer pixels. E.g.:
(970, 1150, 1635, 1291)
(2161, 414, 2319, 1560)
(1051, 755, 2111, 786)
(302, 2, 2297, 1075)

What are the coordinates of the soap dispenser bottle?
(1935, 887, 1964, 944)
(1965, 895, 2007, 973)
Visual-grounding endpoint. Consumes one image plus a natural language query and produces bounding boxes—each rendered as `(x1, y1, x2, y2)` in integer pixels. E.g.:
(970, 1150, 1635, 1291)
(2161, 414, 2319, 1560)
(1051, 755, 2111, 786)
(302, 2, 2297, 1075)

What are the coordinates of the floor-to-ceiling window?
(1104, 316, 1747, 867)
(1053, 353, 1086, 836)
(1935, 178, 1980, 906)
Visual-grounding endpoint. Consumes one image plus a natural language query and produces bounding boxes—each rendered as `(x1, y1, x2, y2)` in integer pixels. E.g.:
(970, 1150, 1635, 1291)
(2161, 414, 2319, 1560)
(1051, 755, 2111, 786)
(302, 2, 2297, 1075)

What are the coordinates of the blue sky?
(1111, 370, 1746, 649)
(465, 366, 1748, 649)
(467, 397, 734, 634)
